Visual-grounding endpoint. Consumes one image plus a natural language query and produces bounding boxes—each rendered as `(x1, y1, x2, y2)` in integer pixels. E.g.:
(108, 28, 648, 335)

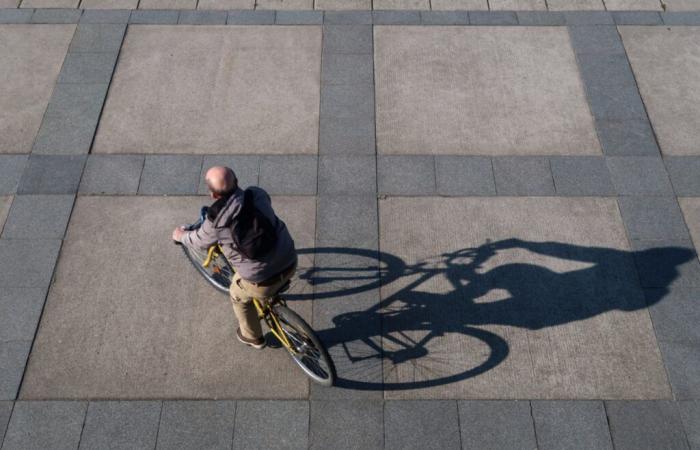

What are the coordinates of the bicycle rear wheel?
(180, 245, 233, 294)
(271, 305, 336, 386)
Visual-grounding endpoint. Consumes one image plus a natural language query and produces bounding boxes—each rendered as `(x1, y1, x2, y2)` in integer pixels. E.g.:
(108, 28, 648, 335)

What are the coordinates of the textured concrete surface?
(620, 27, 700, 156)
(374, 26, 600, 155)
(0, 25, 75, 153)
(94, 26, 321, 154)
(379, 197, 670, 399)
(680, 198, 700, 258)
(20, 196, 316, 399)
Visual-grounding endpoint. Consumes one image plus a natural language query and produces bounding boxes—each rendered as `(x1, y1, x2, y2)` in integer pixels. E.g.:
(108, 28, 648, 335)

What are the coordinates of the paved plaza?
(1, 5, 700, 450)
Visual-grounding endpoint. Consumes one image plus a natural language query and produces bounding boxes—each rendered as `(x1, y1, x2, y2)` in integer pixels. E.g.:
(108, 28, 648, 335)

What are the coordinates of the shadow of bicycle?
(286, 239, 695, 392)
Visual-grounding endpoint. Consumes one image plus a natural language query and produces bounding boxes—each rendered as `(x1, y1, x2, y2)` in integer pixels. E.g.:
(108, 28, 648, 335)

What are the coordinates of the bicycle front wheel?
(271, 305, 336, 386)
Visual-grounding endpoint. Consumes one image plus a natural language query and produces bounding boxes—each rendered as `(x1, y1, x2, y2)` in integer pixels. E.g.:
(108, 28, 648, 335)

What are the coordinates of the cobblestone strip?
(31, 21, 124, 155)
(569, 24, 660, 157)
(312, 23, 382, 399)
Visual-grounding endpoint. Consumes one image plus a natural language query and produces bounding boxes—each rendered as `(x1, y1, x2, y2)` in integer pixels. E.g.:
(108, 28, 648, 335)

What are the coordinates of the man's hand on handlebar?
(172, 226, 186, 242)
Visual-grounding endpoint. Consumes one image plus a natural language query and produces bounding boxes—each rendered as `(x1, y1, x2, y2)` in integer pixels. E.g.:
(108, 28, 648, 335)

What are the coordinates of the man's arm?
(175, 218, 219, 249)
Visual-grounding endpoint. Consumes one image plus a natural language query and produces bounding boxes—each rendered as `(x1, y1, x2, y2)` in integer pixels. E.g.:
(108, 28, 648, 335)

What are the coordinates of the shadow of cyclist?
(298, 239, 696, 391)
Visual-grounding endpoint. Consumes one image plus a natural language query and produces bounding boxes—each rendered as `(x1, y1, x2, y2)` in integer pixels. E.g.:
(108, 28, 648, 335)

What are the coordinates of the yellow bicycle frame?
(203, 244, 295, 353)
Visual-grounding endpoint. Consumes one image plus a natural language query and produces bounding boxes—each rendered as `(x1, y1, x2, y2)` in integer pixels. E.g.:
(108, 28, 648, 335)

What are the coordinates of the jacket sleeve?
(181, 217, 219, 250)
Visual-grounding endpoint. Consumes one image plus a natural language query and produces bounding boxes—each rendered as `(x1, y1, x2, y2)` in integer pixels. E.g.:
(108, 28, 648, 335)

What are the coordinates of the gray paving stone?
(0, 239, 62, 288)
(435, 156, 496, 196)
(80, 155, 144, 195)
(378, 156, 436, 196)
(2, 195, 74, 239)
(319, 83, 375, 155)
(45, 81, 109, 116)
(666, 157, 700, 196)
(568, 25, 625, 55)
(679, 401, 700, 449)
(322, 53, 373, 86)
(373, 10, 420, 25)
(634, 240, 700, 289)
(232, 401, 308, 450)
(384, 400, 460, 450)
(309, 400, 383, 449)
(0, 8, 33, 24)
(79, 401, 161, 450)
(316, 195, 377, 248)
(565, 11, 613, 25)
(662, 11, 700, 25)
(0, 156, 28, 194)
(128, 10, 179, 24)
(550, 156, 615, 196)
(226, 10, 275, 25)
(57, 52, 118, 84)
(0, 401, 11, 446)
(323, 25, 372, 55)
(198, 155, 260, 193)
(516, 11, 565, 25)
(32, 113, 100, 155)
(275, 10, 323, 25)
(318, 156, 376, 196)
(613, 11, 663, 25)
(458, 401, 536, 450)
(0, 288, 47, 342)
(618, 196, 690, 241)
(324, 11, 372, 24)
(2, 401, 87, 450)
(532, 401, 613, 450)
(645, 287, 700, 345)
(606, 401, 689, 450)
(30, 8, 81, 24)
(258, 155, 317, 195)
(69, 24, 126, 53)
(0, 341, 30, 400)
(33, 83, 108, 155)
(657, 341, 700, 400)
(493, 157, 555, 196)
(18, 155, 86, 195)
(606, 156, 674, 195)
(178, 10, 227, 24)
(80, 9, 131, 24)
(469, 11, 517, 25)
(156, 401, 236, 450)
(319, 116, 375, 155)
(595, 119, 660, 156)
(138, 155, 202, 195)
(577, 54, 636, 88)
(586, 85, 648, 121)
(420, 10, 469, 25)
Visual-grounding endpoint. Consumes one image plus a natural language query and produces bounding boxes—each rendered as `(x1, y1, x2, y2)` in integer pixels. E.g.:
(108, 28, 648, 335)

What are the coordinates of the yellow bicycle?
(177, 207, 336, 386)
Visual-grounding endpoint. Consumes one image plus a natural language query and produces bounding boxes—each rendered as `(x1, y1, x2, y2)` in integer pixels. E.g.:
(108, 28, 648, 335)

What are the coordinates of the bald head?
(205, 166, 237, 197)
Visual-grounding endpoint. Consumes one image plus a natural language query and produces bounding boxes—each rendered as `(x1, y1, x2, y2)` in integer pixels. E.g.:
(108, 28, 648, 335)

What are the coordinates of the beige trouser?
(229, 264, 296, 340)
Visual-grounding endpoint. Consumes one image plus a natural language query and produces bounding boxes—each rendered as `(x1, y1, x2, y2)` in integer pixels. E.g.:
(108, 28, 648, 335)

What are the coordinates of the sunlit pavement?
(1, 7, 700, 449)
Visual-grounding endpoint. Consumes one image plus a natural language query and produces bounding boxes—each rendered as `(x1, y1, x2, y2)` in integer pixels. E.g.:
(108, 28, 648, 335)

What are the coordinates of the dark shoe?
(237, 328, 266, 350)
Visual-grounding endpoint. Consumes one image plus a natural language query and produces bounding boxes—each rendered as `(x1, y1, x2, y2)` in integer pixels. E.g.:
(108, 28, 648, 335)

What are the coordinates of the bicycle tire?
(179, 244, 232, 295)
(271, 305, 336, 386)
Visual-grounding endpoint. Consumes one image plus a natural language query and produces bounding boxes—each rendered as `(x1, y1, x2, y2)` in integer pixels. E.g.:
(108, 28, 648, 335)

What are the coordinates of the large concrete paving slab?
(374, 26, 600, 156)
(0, 25, 75, 154)
(620, 27, 700, 156)
(680, 198, 700, 259)
(379, 197, 670, 399)
(94, 26, 321, 155)
(20, 195, 316, 399)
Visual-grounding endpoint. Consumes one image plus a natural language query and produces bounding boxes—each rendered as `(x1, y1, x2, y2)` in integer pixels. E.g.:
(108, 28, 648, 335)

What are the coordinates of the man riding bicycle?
(172, 166, 297, 350)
